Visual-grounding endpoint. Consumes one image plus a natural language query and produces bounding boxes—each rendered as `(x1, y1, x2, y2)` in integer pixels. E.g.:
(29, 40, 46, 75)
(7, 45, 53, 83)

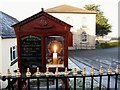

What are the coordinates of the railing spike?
(107, 66, 112, 74)
(36, 67, 40, 77)
(64, 67, 68, 76)
(55, 67, 58, 76)
(46, 67, 49, 77)
(26, 68, 31, 77)
(73, 68, 77, 76)
(99, 66, 103, 75)
(91, 67, 94, 76)
(16, 68, 21, 77)
(6, 69, 11, 77)
(82, 67, 86, 76)
(115, 65, 119, 74)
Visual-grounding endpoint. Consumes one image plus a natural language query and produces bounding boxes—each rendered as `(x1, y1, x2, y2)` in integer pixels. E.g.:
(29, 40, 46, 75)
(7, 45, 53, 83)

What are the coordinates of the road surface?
(68, 47, 120, 89)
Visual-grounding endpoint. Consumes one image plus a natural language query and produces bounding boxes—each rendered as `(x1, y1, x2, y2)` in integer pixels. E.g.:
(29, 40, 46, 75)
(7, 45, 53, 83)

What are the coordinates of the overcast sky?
(0, 0, 119, 37)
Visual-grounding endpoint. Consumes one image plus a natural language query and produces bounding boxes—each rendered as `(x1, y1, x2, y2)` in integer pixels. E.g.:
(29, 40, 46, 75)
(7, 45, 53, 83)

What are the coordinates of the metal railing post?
(83, 76, 85, 90)
(91, 76, 93, 90)
(47, 77, 49, 90)
(27, 78, 30, 90)
(74, 76, 76, 90)
(107, 75, 110, 90)
(115, 74, 118, 90)
(8, 78, 11, 90)
(17, 77, 21, 90)
(37, 77, 40, 90)
(56, 77, 58, 90)
(99, 75, 102, 90)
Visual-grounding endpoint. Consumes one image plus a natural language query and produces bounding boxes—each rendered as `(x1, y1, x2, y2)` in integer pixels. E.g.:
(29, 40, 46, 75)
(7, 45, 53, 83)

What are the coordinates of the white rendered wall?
(0, 37, 2, 75)
(1, 38, 18, 88)
(0, 37, 2, 89)
(48, 13, 96, 35)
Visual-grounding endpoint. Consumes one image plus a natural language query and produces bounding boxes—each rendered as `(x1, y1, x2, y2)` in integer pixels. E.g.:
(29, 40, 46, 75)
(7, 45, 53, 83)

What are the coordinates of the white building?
(0, 11, 18, 88)
(45, 4, 96, 49)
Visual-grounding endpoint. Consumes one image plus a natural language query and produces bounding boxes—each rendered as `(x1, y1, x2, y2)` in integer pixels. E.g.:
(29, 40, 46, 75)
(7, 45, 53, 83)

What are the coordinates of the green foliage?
(100, 43, 110, 48)
(97, 41, 120, 48)
(108, 41, 120, 47)
(84, 4, 111, 37)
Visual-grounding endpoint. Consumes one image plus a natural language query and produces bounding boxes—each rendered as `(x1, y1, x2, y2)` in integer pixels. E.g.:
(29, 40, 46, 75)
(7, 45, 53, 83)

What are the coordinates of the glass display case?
(45, 36, 64, 68)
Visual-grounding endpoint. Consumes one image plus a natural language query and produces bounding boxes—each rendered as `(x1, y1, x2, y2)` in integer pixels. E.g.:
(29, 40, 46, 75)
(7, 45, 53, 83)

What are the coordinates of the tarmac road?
(68, 47, 119, 71)
(68, 47, 120, 89)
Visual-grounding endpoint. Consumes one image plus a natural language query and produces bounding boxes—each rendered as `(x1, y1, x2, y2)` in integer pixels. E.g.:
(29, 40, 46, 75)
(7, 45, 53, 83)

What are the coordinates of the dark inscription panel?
(20, 35, 41, 68)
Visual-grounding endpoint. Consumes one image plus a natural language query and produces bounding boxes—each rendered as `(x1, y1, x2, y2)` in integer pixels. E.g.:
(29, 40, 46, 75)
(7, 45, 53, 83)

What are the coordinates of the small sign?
(20, 35, 42, 69)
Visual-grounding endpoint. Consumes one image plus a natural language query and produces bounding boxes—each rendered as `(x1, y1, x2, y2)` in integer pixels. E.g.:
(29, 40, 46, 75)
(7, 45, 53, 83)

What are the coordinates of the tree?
(84, 4, 111, 37)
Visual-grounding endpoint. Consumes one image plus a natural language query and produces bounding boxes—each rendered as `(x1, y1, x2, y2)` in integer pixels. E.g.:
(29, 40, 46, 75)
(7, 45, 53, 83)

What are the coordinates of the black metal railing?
(0, 67, 120, 90)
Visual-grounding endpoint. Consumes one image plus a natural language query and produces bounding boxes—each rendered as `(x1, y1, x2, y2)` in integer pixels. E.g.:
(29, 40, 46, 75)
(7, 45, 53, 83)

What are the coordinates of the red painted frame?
(13, 11, 72, 73)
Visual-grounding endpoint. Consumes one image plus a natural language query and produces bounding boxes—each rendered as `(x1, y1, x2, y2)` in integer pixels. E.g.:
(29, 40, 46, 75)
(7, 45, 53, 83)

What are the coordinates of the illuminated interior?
(45, 36, 64, 67)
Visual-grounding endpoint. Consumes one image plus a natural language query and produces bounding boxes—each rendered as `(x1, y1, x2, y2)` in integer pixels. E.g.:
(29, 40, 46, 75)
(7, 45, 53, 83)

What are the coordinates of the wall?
(0, 37, 2, 74)
(0, 37, 2, 89)
(49, 13, 96, 34)
(1, 38, 18, 88)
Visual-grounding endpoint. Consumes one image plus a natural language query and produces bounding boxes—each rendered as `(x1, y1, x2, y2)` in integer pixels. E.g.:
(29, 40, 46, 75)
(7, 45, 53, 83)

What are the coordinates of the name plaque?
(20, 35, 41, 68)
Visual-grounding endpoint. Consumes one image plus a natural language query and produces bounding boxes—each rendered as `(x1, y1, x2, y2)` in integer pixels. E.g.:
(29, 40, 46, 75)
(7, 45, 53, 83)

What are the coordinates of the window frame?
(81, 32, 88, 43)
(10, 45, 18, 62)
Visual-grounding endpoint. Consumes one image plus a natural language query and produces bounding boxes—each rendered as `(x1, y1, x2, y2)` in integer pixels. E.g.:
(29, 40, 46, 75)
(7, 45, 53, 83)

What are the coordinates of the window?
(81, 32, 87, 42)
(10, 45, 18, 66)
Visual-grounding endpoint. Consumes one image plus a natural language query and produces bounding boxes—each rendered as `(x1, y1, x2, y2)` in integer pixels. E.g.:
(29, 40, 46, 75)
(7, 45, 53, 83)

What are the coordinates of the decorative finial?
(107, 66, 112, 74)
(73, 68, 77, 76)
(99, 66, 103, 75)
(64, 67, 68, 76)
(36, 67, 40, 77)
(16, 68, 21, 77)
(26, 68, 31, 77)
(55, 67, 58, 76)
(41, 8, 44, 11)
(46, 67, 49, 77)
(90, 67, 94, 76)
(115, 65, 119, 74)
(6, 69, 11, 77)
(82, 67, 86, 76)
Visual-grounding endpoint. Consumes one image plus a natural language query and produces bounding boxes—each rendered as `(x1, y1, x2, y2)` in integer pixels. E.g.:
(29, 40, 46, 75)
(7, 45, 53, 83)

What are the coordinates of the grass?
(96, 40, 120, 48)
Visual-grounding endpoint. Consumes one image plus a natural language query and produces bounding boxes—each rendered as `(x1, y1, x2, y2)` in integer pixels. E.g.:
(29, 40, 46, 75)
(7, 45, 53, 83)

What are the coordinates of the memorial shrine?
(12, 9, 72, 73)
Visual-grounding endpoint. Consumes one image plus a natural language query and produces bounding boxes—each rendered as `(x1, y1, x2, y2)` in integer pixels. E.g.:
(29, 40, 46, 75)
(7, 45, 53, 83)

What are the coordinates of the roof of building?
(0, 11, 19, 38)
(45, 4, 96, 14)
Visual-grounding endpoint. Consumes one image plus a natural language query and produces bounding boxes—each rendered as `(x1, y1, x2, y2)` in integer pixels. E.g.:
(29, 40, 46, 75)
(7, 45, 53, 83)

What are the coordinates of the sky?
(0, 0, 119, 37)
